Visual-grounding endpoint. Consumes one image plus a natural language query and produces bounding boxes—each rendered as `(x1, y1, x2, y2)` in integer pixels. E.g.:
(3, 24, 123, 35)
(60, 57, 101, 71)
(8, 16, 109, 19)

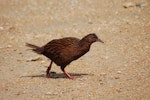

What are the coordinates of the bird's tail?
(26, 43, 44, 54)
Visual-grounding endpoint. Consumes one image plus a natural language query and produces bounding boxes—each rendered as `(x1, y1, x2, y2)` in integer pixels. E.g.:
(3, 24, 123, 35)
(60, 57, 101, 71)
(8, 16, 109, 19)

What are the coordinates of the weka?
(26, 33, 104, 79)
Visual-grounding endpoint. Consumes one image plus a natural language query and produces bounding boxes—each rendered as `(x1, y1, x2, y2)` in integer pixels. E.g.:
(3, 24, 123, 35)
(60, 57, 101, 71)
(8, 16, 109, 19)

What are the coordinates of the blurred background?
(0, 0, 149, 100)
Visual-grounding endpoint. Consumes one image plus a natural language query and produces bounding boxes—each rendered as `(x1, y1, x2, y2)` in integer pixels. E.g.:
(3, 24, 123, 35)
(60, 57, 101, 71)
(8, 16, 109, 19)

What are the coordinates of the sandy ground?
(0, 0, 150, 100)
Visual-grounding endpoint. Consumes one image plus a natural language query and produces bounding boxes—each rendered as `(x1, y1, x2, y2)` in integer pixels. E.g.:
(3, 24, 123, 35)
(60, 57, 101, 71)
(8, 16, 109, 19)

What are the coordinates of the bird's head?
(83, 33, 104, 44)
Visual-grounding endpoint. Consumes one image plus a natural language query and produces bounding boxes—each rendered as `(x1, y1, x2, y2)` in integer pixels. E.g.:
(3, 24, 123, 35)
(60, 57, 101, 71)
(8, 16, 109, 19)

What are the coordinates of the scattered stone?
(116, 89, 122, 93)
(100, 73, 107, 76)
(16, 91, 26, 95)
(123, 2, 148, 8)
(13, 49, 17, 51)
(46, 90, 60, 95)
(40, 60, 46, 64)
(7, 45, 12, 48)
(104, 56, 109, 59)
(145, 46, 149, 49)
(23, 91, 26, 94)
(100, 82, 104, 85)
(88, 22, 93, 24)
(18, 52, 23, 54)
(0, 26, 4, 30)
(10, 69, 13, 71)
(16, 92, 21, 95)
(136, 3, 148, 8)
(5, 88, 8, 91)
(46, 92, 52, 95)
(117, 71, 122, 74)
(124, 64, 128, 67)
(115, 76, 120, 79)
(26, 56, 42, 62)
(17, 59, 22, 62)
(123, 2, 135, 8)
(80, 77, 88, 81)
(9, 26, 16, 31)
(80, 82, 84, 85)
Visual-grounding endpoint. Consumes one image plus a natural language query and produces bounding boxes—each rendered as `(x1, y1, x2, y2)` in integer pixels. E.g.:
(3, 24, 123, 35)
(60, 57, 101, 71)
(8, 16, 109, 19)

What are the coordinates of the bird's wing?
(42, 37, 80, 63)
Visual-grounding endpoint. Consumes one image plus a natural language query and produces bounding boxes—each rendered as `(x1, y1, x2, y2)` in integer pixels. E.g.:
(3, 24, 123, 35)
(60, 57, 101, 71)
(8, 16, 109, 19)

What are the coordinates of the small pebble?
(123, 2, 134, 8)
(9, 26, 16, 31)
(10, 69, 13, 71)
(100, 73, 107, 76)
(117, 71, 122, 74)
(0, 26, 4, 30)
(100, 82, 104, 85)
(17, 59, 22, 62)
(23, 91, 26, 93)
(136, 3, 148, 7)
(145, 46, 149, 49)
(116, 89, 122, 93)
(115, 76, 120, 79)
(26, 56, 42, 62)
(5, 88, 8, 91)
(88, 22, 93, 24)
(80, 77, 88, 81)
(7, 45, 12, 48)
(105, 56, 109, 59)
(46, 92, 52, 95)
(40, 60, 46, 64)
(124, 64, 128, 67)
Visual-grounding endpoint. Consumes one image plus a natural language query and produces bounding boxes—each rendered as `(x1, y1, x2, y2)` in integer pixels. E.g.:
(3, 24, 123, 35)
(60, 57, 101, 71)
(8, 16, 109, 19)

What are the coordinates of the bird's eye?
(93, 35, 98, 39)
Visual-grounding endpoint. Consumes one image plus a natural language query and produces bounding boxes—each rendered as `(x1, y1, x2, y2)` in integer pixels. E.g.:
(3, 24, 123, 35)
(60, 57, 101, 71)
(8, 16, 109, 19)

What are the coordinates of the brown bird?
(26, 33, 104, 79)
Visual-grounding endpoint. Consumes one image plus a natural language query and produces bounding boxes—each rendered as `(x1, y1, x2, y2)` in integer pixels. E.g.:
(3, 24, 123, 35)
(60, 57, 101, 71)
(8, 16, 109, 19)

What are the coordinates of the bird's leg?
(63, 70, 79, 79)
(46, 61, 53, 77)
(61, 67, 79, 79)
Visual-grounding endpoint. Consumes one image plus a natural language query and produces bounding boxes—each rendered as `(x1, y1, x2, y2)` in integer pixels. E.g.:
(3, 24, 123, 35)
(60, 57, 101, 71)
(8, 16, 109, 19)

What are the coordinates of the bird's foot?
(63, 70, 80, 79)
(46, 73, 51, 78)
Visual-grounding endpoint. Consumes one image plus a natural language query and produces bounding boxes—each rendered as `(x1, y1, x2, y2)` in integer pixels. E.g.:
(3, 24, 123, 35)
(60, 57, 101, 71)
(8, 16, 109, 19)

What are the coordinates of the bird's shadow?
(21, 71, 88, 79)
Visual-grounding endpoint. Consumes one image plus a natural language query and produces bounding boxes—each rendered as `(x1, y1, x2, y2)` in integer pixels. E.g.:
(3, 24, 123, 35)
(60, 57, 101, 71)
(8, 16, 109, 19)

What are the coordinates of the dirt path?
(0, 0, 150, 100)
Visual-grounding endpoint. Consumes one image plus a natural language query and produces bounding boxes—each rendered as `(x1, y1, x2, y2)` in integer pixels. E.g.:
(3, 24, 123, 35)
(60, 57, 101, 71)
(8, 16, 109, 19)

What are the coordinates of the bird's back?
(42, 37, 83, 66)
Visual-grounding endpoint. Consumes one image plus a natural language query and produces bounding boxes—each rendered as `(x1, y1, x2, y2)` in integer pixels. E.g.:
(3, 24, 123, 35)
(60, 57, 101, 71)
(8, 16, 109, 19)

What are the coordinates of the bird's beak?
(97, 38, 104, 43)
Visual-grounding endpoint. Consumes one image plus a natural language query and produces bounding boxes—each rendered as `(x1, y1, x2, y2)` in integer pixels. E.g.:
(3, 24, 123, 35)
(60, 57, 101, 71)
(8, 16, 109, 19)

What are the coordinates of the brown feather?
(26, 43, 44, 54)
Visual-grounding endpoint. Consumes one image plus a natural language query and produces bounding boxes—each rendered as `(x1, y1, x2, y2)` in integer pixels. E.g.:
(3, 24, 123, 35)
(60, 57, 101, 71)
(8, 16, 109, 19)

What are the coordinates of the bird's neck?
(70, 40, 92, 60)
(79, 38, 92, 47)
(79, 39, 92, 53)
